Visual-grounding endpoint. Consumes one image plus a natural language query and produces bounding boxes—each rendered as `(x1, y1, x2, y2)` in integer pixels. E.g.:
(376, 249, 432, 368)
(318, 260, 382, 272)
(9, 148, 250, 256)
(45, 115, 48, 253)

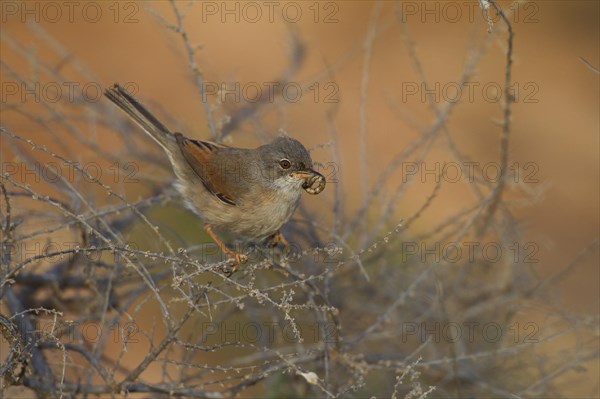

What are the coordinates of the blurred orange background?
(2, 0, 598, 396)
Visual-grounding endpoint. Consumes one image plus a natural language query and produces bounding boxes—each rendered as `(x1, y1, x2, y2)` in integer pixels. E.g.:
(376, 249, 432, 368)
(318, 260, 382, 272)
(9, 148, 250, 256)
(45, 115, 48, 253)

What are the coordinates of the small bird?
(104, 84, 325, 274)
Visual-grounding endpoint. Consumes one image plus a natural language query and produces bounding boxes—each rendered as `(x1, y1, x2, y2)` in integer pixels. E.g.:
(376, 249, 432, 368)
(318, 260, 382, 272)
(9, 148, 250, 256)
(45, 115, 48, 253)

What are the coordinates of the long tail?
(104, 84, 175, 149)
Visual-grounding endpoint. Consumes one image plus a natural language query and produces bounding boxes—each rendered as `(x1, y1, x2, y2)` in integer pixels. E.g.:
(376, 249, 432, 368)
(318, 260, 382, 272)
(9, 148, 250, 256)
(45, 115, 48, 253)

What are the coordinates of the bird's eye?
(279, 159, 292, 169)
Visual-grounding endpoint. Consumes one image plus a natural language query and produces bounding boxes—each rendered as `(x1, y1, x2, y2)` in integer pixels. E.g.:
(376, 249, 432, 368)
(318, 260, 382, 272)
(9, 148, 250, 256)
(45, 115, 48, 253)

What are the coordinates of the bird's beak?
(293, 169, 326, 195)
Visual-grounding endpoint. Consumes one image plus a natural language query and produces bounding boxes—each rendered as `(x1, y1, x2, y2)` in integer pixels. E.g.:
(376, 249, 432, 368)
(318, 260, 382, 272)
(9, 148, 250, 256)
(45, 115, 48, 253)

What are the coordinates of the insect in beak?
(293, 169, 326, 195)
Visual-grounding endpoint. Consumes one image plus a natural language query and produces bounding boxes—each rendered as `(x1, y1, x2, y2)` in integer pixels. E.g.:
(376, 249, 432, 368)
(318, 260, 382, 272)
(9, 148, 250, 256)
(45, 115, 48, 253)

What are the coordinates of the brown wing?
(174, 133, 237, 206)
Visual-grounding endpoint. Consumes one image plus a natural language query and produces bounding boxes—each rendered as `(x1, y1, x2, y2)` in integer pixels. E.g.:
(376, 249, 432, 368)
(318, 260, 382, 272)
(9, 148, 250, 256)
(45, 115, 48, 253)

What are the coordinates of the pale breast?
(177, 172, 303, 240)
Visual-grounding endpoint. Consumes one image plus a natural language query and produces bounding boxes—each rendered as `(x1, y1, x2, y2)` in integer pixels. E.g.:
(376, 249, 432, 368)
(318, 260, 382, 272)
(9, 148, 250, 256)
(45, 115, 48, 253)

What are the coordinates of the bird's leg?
(270, 230, 290, 250)
(204, 224, 247, 275)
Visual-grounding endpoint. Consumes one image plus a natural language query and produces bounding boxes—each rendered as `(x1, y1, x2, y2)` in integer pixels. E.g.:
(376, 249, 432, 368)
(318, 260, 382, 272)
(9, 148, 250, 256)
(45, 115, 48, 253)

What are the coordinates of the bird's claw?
(222, 252, 248, 277)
